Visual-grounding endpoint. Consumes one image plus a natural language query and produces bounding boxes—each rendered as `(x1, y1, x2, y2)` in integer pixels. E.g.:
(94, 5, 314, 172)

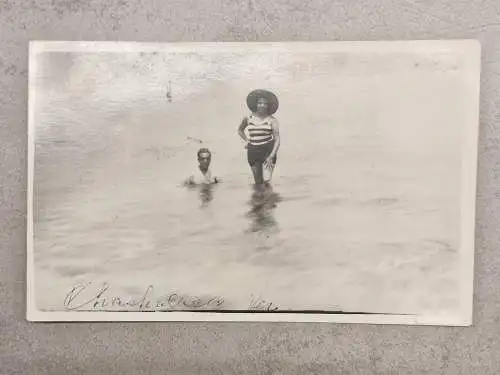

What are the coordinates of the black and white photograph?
(27, 40, 480, 325)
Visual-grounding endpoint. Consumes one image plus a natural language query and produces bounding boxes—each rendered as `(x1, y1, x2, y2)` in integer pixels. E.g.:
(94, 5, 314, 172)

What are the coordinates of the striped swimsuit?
(246, 114, 277, 166)
(247, 115, 274, 146)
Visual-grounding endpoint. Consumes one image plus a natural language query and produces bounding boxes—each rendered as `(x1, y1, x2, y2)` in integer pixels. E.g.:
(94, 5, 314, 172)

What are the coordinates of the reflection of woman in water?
(238, 89, 281, 191)
(246, 192, 280, 233)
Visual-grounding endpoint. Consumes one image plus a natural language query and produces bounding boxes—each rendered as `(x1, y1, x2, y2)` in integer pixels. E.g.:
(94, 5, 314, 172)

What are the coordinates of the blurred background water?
(32, 46, 472, 314)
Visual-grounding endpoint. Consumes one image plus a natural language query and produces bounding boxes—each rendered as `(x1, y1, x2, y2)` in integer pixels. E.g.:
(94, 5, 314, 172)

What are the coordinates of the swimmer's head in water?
(197, 148, 211, 169)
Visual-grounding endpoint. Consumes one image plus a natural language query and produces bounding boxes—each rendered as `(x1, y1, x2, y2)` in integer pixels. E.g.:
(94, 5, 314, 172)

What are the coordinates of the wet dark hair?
(197, 148, 211, 159)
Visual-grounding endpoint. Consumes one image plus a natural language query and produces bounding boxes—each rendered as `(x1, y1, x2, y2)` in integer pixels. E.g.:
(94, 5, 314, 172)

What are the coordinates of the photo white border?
(26, 39, 481, 326)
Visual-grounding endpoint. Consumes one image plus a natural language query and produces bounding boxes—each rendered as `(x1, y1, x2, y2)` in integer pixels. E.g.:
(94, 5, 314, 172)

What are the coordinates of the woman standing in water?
(238, 89, 281, 191)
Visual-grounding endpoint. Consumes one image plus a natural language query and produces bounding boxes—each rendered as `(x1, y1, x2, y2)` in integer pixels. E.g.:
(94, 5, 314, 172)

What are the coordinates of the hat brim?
(246, 89, 279, 116)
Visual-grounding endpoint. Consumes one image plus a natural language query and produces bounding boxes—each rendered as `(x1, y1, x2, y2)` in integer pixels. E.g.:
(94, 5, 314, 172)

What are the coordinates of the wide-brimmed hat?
(246, 89, 279, 115)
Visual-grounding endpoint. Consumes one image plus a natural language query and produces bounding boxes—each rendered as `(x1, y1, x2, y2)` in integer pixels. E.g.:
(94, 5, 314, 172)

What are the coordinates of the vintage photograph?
(27, 40, 480, 325)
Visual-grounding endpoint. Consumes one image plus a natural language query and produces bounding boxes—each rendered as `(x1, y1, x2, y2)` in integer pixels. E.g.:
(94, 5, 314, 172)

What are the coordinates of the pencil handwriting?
(63, 282, 225, 311)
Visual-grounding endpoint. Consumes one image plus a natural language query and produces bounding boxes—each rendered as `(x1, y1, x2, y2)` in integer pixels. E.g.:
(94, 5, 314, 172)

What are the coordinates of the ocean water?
(33, 53, 467, 315)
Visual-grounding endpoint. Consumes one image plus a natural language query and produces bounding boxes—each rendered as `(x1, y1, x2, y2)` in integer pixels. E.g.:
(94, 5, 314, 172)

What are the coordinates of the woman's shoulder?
(268, 115, 279, 124)
(248, 113, 276, 121)
(246, 113, 258, 123)
(242, 113, 254, 122)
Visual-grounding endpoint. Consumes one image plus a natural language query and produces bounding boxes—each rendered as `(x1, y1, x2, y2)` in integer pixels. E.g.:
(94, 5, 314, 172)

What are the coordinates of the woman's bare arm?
(238, 116, 249, 142)
(264, 118, 280, 169)
(269, 118, 280, 157)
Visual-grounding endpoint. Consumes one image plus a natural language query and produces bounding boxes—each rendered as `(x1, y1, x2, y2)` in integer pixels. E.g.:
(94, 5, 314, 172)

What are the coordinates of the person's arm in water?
(183, 175, 195, 186)
(264, 117, 280, 168)
(238, 116, 250, 148)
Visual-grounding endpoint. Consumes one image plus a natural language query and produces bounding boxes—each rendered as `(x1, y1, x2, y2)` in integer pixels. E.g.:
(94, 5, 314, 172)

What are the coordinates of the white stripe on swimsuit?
(247, 115, 274, 146)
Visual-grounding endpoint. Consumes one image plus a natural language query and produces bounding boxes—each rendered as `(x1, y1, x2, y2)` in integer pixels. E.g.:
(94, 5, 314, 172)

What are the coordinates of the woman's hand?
(264, 154, 275, 169)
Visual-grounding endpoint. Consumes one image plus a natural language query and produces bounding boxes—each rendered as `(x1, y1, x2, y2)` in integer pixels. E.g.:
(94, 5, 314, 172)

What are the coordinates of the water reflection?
(198, 184, 214, 207)
(245, 185, 282, 233)
(186, 183, 216, 208)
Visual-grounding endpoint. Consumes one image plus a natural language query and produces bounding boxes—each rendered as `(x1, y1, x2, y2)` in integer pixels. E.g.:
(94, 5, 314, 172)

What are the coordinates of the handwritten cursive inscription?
(248, 293, 279, 311)
(63, 282, 225, 312)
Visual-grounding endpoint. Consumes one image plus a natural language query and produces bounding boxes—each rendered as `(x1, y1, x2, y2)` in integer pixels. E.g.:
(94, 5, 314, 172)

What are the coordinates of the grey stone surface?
(1, 0, 498, 373)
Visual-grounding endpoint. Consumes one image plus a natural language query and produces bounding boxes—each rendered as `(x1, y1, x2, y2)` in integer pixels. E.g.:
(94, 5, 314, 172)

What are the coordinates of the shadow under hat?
(246, 89, 279, 116)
